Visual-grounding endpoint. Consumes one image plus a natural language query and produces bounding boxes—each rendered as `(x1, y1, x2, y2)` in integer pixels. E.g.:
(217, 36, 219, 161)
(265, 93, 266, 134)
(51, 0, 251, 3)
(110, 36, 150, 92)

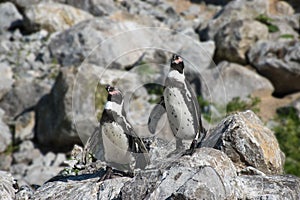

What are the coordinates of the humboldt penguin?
(85, 85, 149, 179)
(148, 54, 206, 154)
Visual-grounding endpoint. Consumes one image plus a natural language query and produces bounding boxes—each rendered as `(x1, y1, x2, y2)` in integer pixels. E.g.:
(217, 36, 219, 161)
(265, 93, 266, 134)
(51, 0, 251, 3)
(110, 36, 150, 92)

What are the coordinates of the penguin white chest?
(164, 87, 196, 140)
(101, 122, 132, 164)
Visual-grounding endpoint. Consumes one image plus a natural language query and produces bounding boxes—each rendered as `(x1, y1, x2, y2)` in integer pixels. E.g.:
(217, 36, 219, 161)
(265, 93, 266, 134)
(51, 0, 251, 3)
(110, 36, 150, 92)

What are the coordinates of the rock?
(48, 16, 213, 73)
(202, 110, 285, 175)
(24, 3, 93, 33)
(15, 185, 34, 200)
(66, 0, 118, 16)
(149, 166, 227, 199)
(248, 40, 300, 96)
(214, 19, 268, 64)
(0, 154, 13, 171)
(0, 79, 50, 118)
(0, 108, 12, 153)
(201, 0, 268, 40)
(35, 67, 83, 151)
(31, 176, 131, 199)
(0, 170, 16, 200)
(233, 174, 300, 199)
(200, 61, 274, 105)
(173, 148, 237, 198)
(13, 140, 41, 164)
(0, 62, 14, 100)
(0, 2, 23, 33)
(14, 111, 35, 142)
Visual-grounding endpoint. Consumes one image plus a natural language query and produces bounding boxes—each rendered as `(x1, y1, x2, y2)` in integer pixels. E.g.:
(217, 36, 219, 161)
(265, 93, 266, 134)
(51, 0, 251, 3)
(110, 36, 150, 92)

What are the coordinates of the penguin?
(85, 85, 149, 179)
(148, 54, 206, 154)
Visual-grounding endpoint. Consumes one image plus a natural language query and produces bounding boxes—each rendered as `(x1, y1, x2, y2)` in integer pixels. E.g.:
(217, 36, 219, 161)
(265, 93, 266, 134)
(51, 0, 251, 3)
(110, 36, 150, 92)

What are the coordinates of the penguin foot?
(182, 139, 197, 156)
(98, 166, 113, 182)
(98, 167, 134, 182)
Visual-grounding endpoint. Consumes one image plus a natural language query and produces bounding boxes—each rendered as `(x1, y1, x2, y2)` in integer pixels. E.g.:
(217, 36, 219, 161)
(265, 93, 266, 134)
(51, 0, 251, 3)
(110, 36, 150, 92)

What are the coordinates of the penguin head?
(105, 85, 123, 104)
(170, 54, 184, 74)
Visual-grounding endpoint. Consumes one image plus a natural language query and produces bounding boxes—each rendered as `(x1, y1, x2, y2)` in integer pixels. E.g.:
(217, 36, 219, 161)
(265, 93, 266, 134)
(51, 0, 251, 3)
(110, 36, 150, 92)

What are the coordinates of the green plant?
(255, 14, 279, 33)
(273, 107, 300, 176)
(279, 34, 294, 39)
(226, 95, 261, 114)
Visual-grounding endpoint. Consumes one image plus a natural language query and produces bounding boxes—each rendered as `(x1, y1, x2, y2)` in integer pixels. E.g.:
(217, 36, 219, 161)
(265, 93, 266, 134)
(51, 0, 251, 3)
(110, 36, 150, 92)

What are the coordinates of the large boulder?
(248, 40, 300, 96)
(24, 3, 93, 33)
(200, 61, 274, 105)
(214, 19, 268, 64)
(202, 110, 285, 175)
(34, 67, 82, 151)
(201, 0, 268, 40)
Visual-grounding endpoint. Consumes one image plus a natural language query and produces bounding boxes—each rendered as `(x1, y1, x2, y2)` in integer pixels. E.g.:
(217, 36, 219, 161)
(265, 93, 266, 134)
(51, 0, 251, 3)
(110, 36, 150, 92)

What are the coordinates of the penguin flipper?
(148, 96, 166, 134)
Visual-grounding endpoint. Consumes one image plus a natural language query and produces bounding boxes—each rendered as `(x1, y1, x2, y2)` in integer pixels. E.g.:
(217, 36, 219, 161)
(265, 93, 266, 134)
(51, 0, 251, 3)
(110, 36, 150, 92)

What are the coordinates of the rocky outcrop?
(214, 19, 268, 64)
(200, 61, 274, 105)
(24, 3, 93, 33)
(11, 111, 299, 199)
(202, 110, 284, 175)
(248, 40, 300, 96)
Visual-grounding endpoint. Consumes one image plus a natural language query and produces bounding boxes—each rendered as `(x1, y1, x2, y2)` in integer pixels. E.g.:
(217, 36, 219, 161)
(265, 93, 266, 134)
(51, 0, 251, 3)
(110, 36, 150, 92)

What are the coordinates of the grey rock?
(0, 2, 23, 33)
(149, 166, 226, 199)
(200, 61, 274, 105)
(52, 153, 66, 167)
(174, 148, 236, 198)
(0, 62, 14, 100)
(0, 80, 50, 118)
(0, 108, 12, 153)
(202, 0, 268, 40)
(0, 154, 12, 171)
(24, 3, 93, 33)
(48, 16, 212, 72)
(24, 165, 63, 186)
(14, 111, 35, 142)
(233, 175, 300, 199)
(202, 110, 284, 175)
(31, 176, 131, 199)
(248, 40, 300, 96)
(215, 19, 268, 64)
(35, 67, 82, 151)
(0, 170, 16, 200)
(66, 0, 117, 16)
(15, 185, 34, 200)
(13, 140, 41, 164)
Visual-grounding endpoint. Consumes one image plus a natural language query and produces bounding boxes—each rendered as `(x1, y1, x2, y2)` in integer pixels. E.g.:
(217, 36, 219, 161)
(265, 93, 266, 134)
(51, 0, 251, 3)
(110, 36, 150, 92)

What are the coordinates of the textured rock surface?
(0, 108, 12, 153)
(233, 174, 300, 199)
(0, 171, 16, 200)
(200, 61, 274, 105)
(248, 40, 300, 96)
(202, 110, 284, 175)
(0, 62, 14, 100)
(215, 19, 268, 64)
(24, 3, 93, 32)
(0, 2, 23, 32)
(35, 67, 82, 151)
(202, 0, 268, 40)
